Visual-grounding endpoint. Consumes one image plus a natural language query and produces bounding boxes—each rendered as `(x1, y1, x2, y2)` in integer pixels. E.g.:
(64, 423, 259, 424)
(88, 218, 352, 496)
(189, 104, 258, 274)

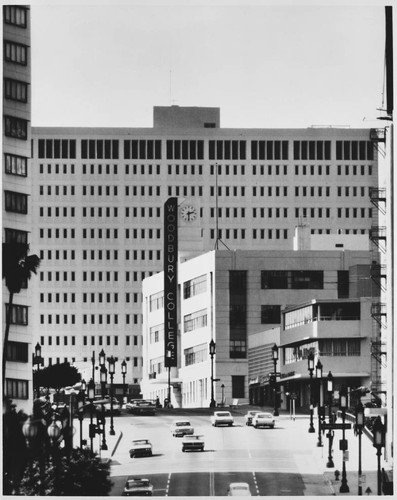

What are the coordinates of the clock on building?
(180, 205, 198, 222)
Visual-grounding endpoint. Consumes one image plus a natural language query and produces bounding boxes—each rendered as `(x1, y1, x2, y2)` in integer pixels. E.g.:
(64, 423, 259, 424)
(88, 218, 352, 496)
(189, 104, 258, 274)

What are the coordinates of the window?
(6, 304, 28, 325)
(5, 191, 27, 214)
(4, 78, 28, 102)
(261, 305, 281, 324)
(4, 228, 28, 244)
(184, 344, 207, 366)
(4, 40, 28, 65)
(6, 378, 28, 399)
(149, 291, 164, 312)
(6, 341, 28, 362)
(4, 5, 27, 27)
(261, 270, 323, 289)
(4, 116, 28, 139)
(183, 274, 207, 299)
(184, 309, 207, 332)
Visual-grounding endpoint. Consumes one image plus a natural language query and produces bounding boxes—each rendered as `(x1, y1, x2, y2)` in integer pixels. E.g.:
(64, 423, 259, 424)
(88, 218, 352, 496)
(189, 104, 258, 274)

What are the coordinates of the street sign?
(290, 393, 298, 400)
(269, 372, 281, 376)
(359, 474, 366, 485)
(213, 378, 221, 382)
(343, 450, 349, 462)
(339, 438, 348, 451)
(321, 423, 352, 430)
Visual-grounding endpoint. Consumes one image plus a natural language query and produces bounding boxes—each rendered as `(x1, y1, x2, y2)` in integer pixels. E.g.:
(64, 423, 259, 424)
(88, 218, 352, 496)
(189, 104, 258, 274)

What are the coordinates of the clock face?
(180, 205, 197, 222)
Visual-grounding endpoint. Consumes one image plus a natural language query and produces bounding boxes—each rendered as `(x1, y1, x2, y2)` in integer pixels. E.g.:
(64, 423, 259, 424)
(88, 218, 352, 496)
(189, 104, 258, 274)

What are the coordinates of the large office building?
(30, 106, 382, 395)
(3, 5, 33, 413)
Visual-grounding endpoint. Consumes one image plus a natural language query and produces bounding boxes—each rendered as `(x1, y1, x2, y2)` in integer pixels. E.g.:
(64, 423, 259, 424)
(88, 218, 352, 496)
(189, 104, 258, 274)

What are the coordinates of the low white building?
(141, 245, 378, 408)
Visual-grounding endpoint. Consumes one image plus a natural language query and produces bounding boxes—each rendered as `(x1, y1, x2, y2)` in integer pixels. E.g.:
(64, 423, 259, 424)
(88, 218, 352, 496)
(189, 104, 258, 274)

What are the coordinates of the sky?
(30, 1, 387, 129)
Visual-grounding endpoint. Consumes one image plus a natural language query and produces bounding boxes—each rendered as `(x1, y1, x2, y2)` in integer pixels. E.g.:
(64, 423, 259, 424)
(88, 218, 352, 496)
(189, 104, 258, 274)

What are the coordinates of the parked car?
(94, 396, 121, 415)
(227, 482, 252, 496)
(211, 411, 234, 427)
(182, 435, 205, 452)
(244, 410, 260, 426)
(123, 478, 153, 496)
(252, 412, 275, 429)
(170, 420, 194, 437)
(129, 439, 153, 458)
(126, 400, 156, 415)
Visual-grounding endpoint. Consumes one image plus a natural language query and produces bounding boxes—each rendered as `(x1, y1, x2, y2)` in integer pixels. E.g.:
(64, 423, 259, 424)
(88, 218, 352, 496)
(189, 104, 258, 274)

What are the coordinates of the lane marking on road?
(165, 472, 171, 496)
(209, 471, 215, 496)
(252, 471, 260, 496)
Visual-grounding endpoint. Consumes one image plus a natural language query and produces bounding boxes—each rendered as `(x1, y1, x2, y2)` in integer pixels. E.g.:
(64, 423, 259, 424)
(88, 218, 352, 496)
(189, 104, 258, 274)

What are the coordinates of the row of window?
(39, 314, 142, 326)
(4, 5, 28, 27)
(284, 339, 361, 364)
(4, 78, 28, 103)
(40, 292, 141, 303)
(39, 333, 139, 349)
(4, 40, 28, 66)
(34, 138, 376, 162)
(5, 191, 27, 214)
(4, 115, 28, 140)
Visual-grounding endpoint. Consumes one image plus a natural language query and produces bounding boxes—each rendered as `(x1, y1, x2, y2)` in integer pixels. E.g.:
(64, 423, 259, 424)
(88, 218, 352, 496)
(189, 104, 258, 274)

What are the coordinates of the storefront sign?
(164, 197, 178, 367)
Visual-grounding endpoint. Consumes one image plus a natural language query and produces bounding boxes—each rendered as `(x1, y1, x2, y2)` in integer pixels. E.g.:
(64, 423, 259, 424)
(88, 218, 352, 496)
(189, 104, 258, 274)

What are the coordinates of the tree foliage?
(35, 362, 81, 391)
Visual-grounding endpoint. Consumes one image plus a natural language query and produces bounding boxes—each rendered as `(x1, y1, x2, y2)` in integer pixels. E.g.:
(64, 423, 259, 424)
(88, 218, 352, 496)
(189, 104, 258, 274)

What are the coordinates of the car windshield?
(217, 412, 231, 417)
(132, 440, 149, 445)
(127, 480, 149, 488)
(176, 422, 190, 426)
(259, 413, 272, 418)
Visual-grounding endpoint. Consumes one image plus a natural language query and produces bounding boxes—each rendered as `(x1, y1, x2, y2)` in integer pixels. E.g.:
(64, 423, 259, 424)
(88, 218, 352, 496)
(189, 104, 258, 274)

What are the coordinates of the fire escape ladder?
(370, 128, 387, 158)
(370, 263, 387, 292)
(369, 226, 387, 253)
(370, 302, 387, 329)
(369, 187, 386, 215)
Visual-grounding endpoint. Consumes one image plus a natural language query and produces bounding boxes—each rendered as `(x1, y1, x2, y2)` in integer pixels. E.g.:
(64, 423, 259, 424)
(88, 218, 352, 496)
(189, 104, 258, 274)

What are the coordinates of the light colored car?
(129, 439, 153, 458)
(182, 434, 205, 452)
(211, 411, 234, 427)
(94, 396, 121, 415)
(123, 478, 153, 496)
(171, 420, 194, 437)
(252, 412, 275, 428)
(244, 410, 260, 426)
(227, 482, 252, 496)
(126, 400, 156, 415)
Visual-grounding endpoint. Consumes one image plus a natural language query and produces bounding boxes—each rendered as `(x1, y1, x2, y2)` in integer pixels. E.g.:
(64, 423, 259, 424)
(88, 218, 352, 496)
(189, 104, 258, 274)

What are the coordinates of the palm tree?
(2, 242, 40, 394)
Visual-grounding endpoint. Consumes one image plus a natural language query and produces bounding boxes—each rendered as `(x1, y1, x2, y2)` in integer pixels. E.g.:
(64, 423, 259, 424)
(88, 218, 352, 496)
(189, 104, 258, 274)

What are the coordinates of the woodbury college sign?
(163, 197, 178, 367)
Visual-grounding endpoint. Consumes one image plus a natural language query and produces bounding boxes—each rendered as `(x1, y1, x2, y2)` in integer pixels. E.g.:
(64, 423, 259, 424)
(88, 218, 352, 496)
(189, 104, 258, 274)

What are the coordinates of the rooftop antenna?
(214, 162, 231, 251)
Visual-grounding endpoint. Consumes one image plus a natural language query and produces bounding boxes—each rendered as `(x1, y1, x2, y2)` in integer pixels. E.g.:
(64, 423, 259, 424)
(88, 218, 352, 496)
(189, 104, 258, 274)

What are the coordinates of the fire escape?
(369, 128, 387, 404)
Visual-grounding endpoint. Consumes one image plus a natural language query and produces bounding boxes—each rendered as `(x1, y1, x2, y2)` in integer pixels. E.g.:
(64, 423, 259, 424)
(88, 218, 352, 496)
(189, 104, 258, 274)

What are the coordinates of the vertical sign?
(164, 198, 178, 367)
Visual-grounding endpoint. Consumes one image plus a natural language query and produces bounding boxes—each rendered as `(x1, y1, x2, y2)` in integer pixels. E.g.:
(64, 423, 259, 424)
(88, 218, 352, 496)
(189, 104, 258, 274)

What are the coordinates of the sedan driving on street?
(170, 420, 194, 437)
(122, 478, 154, 496)
(182, 435, 205, 452)
(227, 482, 252, 496)
(211, 411, 234, 427)
(244, 410, 260, 426)
(252, 412, 275, 429)
(129, 439, 153, 458)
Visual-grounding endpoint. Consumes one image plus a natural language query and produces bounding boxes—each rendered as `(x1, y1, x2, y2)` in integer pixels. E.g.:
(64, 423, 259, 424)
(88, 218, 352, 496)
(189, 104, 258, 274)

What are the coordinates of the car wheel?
(271, 425, 274, 429)
(130, 453, 134, 458)
(229, 423, 232, 426)
(254, 424, 257, 428)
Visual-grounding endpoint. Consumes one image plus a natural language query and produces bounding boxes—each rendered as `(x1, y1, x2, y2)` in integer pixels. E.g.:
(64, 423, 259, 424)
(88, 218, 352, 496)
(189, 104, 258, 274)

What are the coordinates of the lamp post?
(33, 342, 42, 398)
(307, 351, 315, 433)
(76, 379, 86, 448)
(326, 371, 335, 468)
(339, 385, 350, 493)
(47, 415, 62, 496)
(221, 383, 225, 407)
(355, 401, 365, 496)
(209, 339, 216, 408)
(372, 416, 386, 496)
(272, 344, 279, 416)
(121, 359, 127, 400)
(315, 359, 323, 447)
(108, 355, 116, 436)
(87, 378, 95, 452)
(99, 364, 108, 450)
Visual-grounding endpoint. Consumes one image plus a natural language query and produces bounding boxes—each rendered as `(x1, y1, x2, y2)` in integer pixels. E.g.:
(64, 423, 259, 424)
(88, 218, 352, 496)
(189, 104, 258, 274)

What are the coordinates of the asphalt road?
(102, 412, 334, 496)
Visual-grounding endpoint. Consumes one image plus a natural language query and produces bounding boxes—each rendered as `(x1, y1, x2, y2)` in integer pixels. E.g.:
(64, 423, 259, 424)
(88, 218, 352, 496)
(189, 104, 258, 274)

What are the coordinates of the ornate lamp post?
(339, 385, 350, 493)
(99, 348, 106, 368)
(87, 378, 96, 452)
(47, 415, 62, 496)
(209, 340, 216, 407)
(99, 364, 108, 450)
(108, 355, 116, 436)
(372, 416, 386, 496)
(355, 401, 365, 496)
(307, 350, 315, 433)
(221, 383, 225, 407)
(272, 344, 279, 416)
(315, 359, 323, 446)
(33, 342, 43, 398)
(121, 359, 127, 400)
(326, 371, 335, 468)
(76, 379, 86, 448)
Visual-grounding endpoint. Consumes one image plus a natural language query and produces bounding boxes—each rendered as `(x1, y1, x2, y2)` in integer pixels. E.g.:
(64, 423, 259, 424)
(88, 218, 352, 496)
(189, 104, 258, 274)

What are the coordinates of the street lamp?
(315, 359, 323, 447)
(121, 359, 127, 400)
(272, 344, 279, 416)
(307, 350, 315, 433)
(221, 384, 225, 407)
(209, 340, 216, 408)
(326, 371, 335, 468)
(372, 416, 386, 496)
(107, 355, 116, 436)
(339, 385, 350, 493)
(87, 378, 96, 452)
(76, 381, 86, 448)
(99, 364, 108, 450)
(355, 401, 365, 496)
(47, 415, 62, 496)
(33, 342, 43, 398)
(99, 349, 106, 367)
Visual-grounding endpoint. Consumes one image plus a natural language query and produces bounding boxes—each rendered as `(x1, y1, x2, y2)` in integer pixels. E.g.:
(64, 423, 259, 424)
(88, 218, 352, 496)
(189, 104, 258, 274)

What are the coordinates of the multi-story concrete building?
(30, 106, 381, 395)
(141, 244, 379, 407)
(3, 5, 33, 413)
